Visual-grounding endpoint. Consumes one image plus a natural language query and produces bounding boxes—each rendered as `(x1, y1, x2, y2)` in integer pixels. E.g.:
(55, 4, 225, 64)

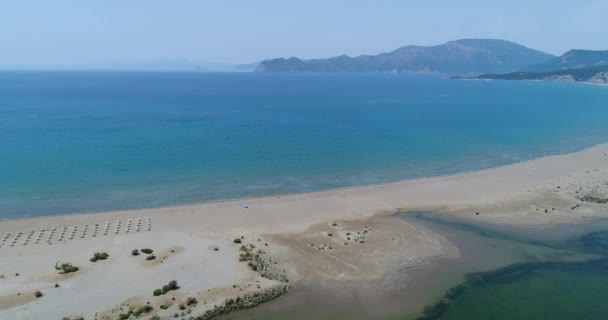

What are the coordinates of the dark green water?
(224, 214, 608, 320)
(418, 230, 608, 320)
(431, 262, 608, 320)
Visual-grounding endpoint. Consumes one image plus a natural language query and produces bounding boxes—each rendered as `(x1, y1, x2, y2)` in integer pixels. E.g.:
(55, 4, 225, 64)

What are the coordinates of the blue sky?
(1, 0, 607, 68)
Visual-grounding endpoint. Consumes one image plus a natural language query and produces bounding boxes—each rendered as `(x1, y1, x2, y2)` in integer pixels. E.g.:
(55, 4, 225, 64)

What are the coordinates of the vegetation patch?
(137, 248, 156, 260)
(90, 252, 109, 262)
(186, 296, 198, 306)
(195, 284, 291, 320)
(579, 195, 608, 204)
(55, 262, 79, 274)
(153, 280, 179, 296)
(132, 305, 153, 317)
(116, 304, 153, 320)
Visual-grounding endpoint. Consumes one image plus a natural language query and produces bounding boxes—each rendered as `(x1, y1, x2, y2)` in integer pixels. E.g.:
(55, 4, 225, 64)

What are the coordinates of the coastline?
(2, 142, 608, 231)
(4, 140, 605, 223)
(2, 143, 608, 319)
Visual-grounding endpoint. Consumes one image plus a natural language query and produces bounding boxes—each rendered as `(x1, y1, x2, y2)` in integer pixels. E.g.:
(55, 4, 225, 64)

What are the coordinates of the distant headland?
(454, 49, 608, 85)
(255, 39, 555, 74)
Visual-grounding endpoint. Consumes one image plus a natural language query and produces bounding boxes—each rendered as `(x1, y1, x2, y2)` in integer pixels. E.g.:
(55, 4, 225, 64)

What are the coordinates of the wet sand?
(226, 213, 608, 320)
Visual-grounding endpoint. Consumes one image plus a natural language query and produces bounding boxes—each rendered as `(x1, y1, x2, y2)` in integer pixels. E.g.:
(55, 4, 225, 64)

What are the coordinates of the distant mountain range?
(255, 39, 555, 74)
(102, 60, 260, 72)
(471, 65, 608, 83)
(1, 60, 260, 73)
(528, 50, 608, 72)
(459, 49, 608, 84)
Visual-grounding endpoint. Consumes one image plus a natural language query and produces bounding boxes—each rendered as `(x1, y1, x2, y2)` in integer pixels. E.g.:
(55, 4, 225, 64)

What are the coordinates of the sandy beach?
(2, 144, 608, 319)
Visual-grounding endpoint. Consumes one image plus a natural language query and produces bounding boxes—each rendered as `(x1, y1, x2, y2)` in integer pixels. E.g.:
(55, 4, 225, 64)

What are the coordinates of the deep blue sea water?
(2, 71, 608, 219)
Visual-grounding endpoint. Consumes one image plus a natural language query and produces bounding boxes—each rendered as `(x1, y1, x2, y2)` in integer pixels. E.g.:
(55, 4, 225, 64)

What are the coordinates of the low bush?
(55, 262, 79, 274)
(167, 280, 178, 290)
(186, 297, 198, 306)
(132, 305, 153, 317)
(90, 252, 109, 262)
(117, 311, 132, 320)
(153, 280, 179, 296)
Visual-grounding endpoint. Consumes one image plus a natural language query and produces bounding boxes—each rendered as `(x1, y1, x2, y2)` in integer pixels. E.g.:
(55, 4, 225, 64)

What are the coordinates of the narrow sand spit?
(1, 144, 608, 319)
(3, 144, 608, 234)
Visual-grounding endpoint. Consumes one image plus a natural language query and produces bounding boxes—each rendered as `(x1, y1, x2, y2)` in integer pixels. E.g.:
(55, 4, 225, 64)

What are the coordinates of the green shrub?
(55, 262, 79, 274)
(580, 195, 608, 204)
(141, 248, 154, 255)
(154, 280, 179, 296)
(90, 252, 110, 262)
(167, 280, 178, 290)
(117, 311, 132, 320)
(132, 305, 153, 317)
(186, 297, 198, 306)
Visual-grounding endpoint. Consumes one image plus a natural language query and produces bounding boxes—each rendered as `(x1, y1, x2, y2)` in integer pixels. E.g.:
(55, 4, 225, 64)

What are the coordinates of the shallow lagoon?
(415, 215, 608, 320)
(432, 261, 608, 320)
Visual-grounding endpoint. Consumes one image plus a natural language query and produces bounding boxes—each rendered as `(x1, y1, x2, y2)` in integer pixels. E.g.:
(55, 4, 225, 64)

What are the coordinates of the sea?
(3, 71, 608, 319)
(2, 71, 608, 219)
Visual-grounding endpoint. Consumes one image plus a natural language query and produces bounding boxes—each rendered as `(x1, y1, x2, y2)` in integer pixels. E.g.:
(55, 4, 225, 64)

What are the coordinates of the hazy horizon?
(1, 0, 607, 69)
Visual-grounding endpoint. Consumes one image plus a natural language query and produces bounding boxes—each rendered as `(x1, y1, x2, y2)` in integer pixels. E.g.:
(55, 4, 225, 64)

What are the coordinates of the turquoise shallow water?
(2, 72, 608, 218)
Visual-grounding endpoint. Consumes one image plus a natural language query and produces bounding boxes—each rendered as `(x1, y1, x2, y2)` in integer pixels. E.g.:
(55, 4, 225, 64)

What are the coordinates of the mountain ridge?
(527, 49, 608, 72)
(470, 64, 608, 84)
(255, 39, 555, 74)
(458, 49, 608, 84)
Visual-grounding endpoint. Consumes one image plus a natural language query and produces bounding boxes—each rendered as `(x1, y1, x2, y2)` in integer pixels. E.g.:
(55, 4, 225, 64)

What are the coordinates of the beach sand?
(2, 144, 608, 319)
